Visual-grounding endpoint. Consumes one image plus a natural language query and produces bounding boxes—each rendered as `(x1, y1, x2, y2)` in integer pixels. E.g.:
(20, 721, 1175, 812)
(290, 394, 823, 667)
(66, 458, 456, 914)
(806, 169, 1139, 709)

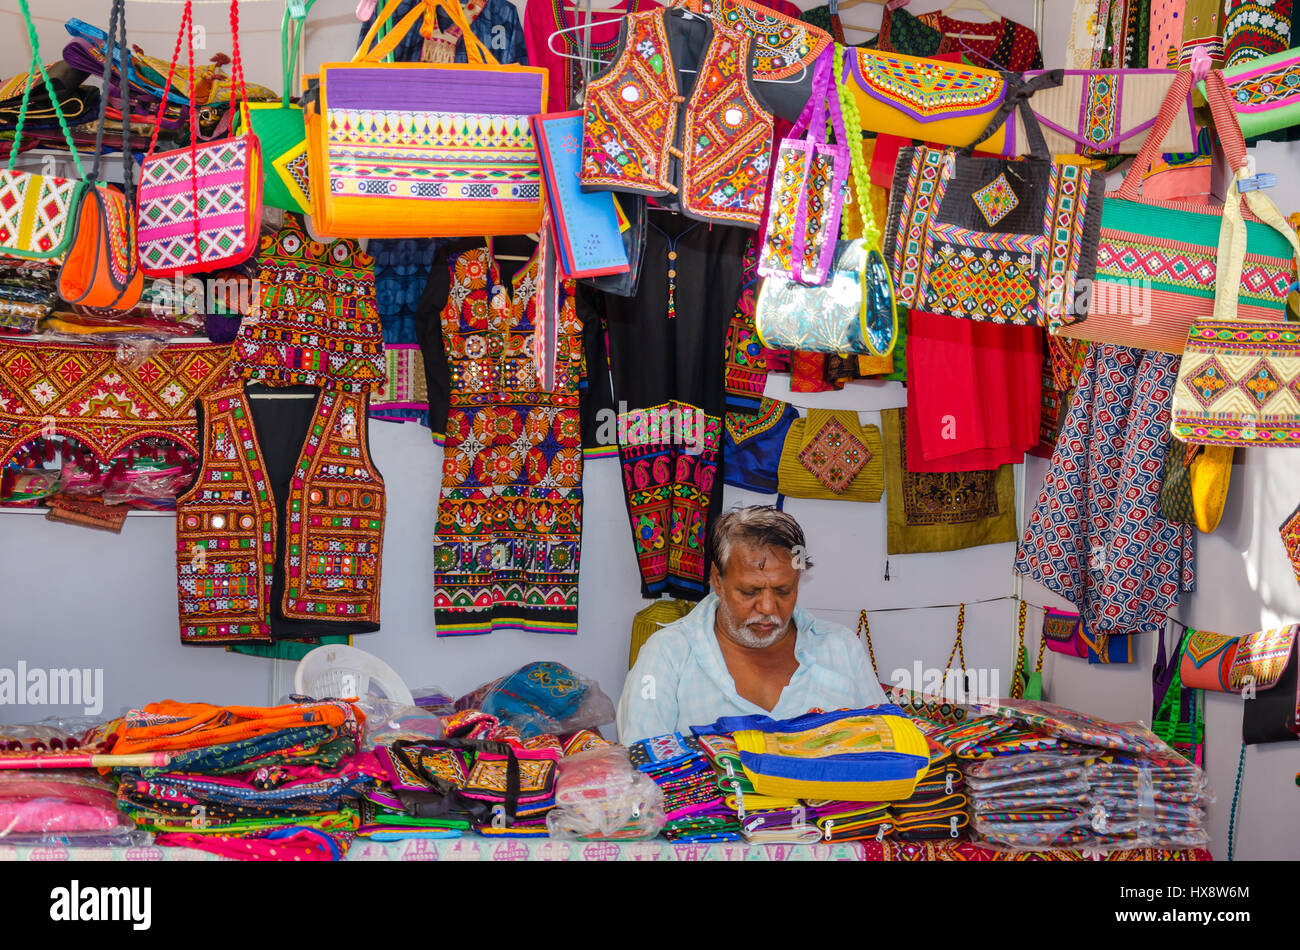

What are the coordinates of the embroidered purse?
(844, 48, 1011, 152)
(304, 0, 546, 239)
(236, 0, 317, 215)
(1010, 69, 1198, 156)
(1179, 625, 1299, 692)
(1042, 606, 1087, 658)
(58, 0, 143, 312)
(1171, 168, 1300, 448)
(1242, 632, 1300, 744)
(137, 0, 262, 277)
(1198, 45, 1300, 140)
(675, 0, 831, 81)
(1056, 70, 1299, 355)
(776, 409, 884, 502)
(1280, 501, 1300, 590)
(883, 70, 1106, 329)
(757, 47, 848, 286)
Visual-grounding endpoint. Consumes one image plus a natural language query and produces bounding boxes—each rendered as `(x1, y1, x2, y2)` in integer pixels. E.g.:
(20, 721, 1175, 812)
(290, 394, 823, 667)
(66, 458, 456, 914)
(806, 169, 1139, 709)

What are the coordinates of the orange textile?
(110, 699, 362, 755)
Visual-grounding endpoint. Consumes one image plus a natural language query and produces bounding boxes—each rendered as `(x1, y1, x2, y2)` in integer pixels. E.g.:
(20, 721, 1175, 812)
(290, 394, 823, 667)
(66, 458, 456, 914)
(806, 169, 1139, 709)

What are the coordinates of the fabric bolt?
(234, 217, 385, 394)
(590, 217, 747, 600)
(616, 593, 888, 744)
(1016, 344, 1196, 638)
(880, 408, 1018, 555)
(905, 310, 1041, 473)
(418, 237, 586, 636)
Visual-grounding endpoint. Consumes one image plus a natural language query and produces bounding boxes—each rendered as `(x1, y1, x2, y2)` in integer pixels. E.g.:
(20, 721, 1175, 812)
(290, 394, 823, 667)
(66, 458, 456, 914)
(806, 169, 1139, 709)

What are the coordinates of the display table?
(0, 839, 1214, 862)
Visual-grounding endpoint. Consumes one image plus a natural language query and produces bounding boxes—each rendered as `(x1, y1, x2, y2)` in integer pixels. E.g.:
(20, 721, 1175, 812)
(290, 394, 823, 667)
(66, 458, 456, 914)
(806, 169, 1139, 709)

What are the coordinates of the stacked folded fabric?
(629, 733, 734, 842)
(110, 699, 376, 859)
(966, 753, 1096, 849)
(736, 796, 823, 844)
(696, 732, 756, 797)
(807, 800, 893, 842)
(891, 739, 970, 840)
(1086, 755, 1211, 849)
(0, 259, 58, 334)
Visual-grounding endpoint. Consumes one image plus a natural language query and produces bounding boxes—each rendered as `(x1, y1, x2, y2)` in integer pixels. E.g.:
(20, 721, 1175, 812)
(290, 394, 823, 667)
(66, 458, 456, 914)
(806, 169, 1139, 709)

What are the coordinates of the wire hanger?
(938, 0, 1003, 41)
(834, 0, 891, 35)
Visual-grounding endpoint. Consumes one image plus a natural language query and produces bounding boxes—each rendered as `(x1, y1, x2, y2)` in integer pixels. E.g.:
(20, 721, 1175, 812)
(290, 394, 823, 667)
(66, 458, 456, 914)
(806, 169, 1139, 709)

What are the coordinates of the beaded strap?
(7, 0, 86, 176)
(1009, 599, 1027, 698)
(832, 44, 878, 249)
(947, 604, 967, 673)
(856, 609, 879, 679)
(1227, 740, 1246, 861)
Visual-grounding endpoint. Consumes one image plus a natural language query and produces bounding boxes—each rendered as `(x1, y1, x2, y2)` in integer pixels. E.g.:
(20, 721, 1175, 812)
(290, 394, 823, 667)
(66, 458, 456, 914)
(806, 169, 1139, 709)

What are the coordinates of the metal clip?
(289, 0, 308, 18)
(823, 819, 834, 841)
(945, 772, 955, 795)
(1238, 173, 1278, 193)
(876, 823, 889, 842)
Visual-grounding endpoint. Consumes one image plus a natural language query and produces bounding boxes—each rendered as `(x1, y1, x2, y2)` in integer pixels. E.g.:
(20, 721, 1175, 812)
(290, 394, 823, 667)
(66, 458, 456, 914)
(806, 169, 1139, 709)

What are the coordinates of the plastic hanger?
(938, 0, 1002, 41)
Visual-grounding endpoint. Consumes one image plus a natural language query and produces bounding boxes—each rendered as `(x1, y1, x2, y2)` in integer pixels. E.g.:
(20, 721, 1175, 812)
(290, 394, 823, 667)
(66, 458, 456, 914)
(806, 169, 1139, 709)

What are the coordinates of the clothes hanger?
(490, 233, 540, 262)
(834, 0, 892, 37)
(937, 0, 1003, 40)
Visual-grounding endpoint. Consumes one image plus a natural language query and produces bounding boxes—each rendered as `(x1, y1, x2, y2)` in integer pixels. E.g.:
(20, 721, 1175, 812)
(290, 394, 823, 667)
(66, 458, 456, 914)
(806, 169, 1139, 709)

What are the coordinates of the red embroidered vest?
(175, 385, 385, 644)
(579, 9, 775, 228)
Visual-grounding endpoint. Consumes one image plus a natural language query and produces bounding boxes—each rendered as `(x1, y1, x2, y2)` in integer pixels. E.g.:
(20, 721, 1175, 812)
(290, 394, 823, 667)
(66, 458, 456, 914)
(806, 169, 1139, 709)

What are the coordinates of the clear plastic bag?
(0, 772, 139, 843)
(455, 662, 615, 739)
(354, 695, 446, 750)
(545, 746, 665, 841)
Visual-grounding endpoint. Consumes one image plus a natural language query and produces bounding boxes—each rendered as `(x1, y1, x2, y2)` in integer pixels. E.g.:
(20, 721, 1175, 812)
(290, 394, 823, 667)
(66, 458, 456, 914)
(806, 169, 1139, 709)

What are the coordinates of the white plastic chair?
(293, 644, 414, 706)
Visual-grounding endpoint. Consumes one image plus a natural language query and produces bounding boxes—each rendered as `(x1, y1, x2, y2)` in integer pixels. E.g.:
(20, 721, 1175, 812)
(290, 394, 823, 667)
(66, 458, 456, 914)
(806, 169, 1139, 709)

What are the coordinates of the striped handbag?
(1055, 70, 1299, 354)
(136, 0, 262, 277)
(303, 0, 547, 239)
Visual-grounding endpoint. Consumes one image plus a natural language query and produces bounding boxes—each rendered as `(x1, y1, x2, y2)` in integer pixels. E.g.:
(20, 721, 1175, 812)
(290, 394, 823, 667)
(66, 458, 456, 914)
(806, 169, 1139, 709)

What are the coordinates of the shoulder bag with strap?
(860, 605, 973, 725)
(59, 0, 144, 312)
(137, 0, 262, 277)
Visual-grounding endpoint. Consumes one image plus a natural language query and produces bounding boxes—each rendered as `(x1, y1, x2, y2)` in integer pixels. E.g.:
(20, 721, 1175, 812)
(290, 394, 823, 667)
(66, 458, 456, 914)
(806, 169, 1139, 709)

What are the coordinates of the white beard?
(717, 599, 787, 649)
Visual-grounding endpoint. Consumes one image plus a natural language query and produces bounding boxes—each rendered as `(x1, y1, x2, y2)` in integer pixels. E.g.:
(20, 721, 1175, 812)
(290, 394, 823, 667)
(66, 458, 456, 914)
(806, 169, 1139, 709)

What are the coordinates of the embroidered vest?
(176, 385, 385, 644)
(579, 9, 775, 228)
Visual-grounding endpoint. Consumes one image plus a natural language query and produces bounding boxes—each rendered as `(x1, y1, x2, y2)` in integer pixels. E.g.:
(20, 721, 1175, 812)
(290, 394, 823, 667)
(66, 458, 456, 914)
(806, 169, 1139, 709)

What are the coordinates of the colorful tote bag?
(1179, 624, 1299, 692)
(728, 707, 931, 801)
(776, 409, 884, 502)
(1199, 45, 1300, 139)
(1011, 68, 1198, 156)
(758, 46, 849, 286)
(1057, 70, 1298, 355)
(237, 0, 318, 215)
(137, 0, 262, 277)
(843, 48, 1011, 152)
(58, 0, 143, 312)
(305, 0, 546, 239)
(0, 0, 89, 264)
(1280, 500, 1300, 589)
(883, 71, 1106, 330)
(1042, 606, 1088, 658)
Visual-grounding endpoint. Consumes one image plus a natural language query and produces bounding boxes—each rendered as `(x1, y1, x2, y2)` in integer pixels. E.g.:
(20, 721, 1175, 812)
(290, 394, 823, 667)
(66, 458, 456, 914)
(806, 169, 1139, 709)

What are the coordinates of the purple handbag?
(757, 47, 849, 286)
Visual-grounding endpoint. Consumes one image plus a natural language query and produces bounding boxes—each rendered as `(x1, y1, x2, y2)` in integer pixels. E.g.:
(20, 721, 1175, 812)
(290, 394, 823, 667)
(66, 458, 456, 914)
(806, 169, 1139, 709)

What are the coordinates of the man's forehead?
(728, 543, 794, 574)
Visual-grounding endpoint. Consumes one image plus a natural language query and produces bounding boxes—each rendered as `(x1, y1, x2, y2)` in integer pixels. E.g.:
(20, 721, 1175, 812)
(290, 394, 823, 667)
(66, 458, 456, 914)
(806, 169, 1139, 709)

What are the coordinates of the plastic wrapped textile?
(545, 746, 666, 841)
(454, 663, 614, 739)
(356, 695, 447, 750)
(975, 699, 1169, 757)
(0, 773, 136, 841)
(954, 729, 1075, 759)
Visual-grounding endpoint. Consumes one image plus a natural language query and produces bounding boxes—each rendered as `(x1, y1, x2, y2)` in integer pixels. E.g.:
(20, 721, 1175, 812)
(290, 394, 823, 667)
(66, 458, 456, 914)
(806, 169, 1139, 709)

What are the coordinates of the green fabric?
(243, 103, 309, 213)
(228, 634, 351, 662)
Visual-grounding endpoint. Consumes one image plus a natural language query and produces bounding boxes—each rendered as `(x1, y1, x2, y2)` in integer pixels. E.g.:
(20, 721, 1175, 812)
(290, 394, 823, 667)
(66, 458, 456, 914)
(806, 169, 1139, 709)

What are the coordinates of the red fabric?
(904, 310, 1041, 472)
(789, 351, 839, 392)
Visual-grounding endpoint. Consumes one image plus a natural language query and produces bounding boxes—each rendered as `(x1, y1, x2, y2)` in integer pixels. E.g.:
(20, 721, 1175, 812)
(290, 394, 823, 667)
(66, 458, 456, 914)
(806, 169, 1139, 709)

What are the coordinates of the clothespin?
(1238, 173, 1278, 193)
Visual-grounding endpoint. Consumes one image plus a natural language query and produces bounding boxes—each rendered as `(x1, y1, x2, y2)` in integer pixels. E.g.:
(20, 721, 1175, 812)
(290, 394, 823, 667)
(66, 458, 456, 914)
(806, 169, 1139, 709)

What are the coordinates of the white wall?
(1, 0, 1297, 860)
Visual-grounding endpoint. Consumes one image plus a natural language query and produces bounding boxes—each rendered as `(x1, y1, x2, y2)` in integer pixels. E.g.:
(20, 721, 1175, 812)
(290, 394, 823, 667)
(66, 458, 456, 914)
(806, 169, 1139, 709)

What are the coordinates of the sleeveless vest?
(579, 9, 775, 228)
(176, 385, 385, 644)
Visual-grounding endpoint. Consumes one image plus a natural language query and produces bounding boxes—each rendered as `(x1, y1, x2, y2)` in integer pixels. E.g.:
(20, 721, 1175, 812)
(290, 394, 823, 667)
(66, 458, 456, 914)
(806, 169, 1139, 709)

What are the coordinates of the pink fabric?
(156, 830, 340, 860)
(0, 777, 123, 834)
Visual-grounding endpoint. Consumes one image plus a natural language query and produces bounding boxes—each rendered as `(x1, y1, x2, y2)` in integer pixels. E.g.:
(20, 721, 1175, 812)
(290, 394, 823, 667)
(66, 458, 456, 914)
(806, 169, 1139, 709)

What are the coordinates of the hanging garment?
(591, 215, 748, 600)
(418, 237, 586, 636)
(722, 234, 782, 416)
(1016, 344, 1195, 638)
(175, 385, 386, 645)
(1223, 0, 1292, 67)
(879, 408, 1018, 555)
(356, 0, 526, 64)
(914, 10, 1044, 70)
(723, 396, 799, 494)
(234, 217, 386, 394)
(579, 8, 776, 228)
(904, 310, 1041, 473)
(524, 0, 662, 112)
(1149, 0, 1188, 68)
(1180, 0, 1225, 66)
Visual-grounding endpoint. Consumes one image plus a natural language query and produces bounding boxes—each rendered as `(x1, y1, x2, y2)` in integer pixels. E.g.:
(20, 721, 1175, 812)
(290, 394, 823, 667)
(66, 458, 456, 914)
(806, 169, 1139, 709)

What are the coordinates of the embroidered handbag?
(1280, 501, 1300, 590)
(1042, 606, 1087, 658)
(728, 707, 931, 801)
(58, 0, 144, 312)
(0, 1, 89, 265)
(1009, 69, 1199, 156)
(1242, 633, 1300, 744)
(1152, 626, 1205, 766)
(883, 70, 1106, 329)
(676, 0, 831, 81)
(303, 0, 546, 239)
(136, 0, 262, 277)
(1008, 601, 1045, 701)
(236, 0, 317, 215)
(1056, 70, 1300, 355)
(757, 47, 849, 286)
(843, 48, 1012, 152)
(1198, 45, 1300, 140)
(1179, 624, 1299, 693)
(776, 409, 884, 502)
(754, 47, 897, 356)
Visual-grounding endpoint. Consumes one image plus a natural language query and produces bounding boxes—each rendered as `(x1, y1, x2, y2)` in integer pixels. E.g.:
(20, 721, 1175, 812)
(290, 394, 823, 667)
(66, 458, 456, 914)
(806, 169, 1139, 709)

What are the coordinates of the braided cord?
(1034, 605, 1047, 674)
(832, 44, 877, 248)
(9, 0, 86, 177)
(856, 610, 879, 679)
(947, 604, 967, 673)
(185, 0, 200, 257)
(1227, 740, 1246, 861)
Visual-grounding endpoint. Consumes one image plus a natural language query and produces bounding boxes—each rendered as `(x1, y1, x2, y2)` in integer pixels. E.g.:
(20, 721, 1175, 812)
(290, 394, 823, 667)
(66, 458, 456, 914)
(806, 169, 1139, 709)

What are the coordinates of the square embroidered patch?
(972, 172, 1019, 227)
(798, 417, 870, 493)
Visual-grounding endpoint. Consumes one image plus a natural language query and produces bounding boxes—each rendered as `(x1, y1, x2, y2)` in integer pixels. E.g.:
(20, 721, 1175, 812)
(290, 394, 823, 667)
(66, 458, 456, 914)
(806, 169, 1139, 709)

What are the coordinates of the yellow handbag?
(629, 598, 694, 669)
(777, 409, 884, 502)
(843, 47, 1011, 153)
(303, 0, 547, 238)
(1190, 445, 1234, 534)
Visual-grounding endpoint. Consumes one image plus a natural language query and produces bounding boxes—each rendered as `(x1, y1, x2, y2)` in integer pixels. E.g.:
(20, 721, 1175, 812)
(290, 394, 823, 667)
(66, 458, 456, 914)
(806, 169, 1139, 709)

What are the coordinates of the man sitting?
(617, 505, 887, 743)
